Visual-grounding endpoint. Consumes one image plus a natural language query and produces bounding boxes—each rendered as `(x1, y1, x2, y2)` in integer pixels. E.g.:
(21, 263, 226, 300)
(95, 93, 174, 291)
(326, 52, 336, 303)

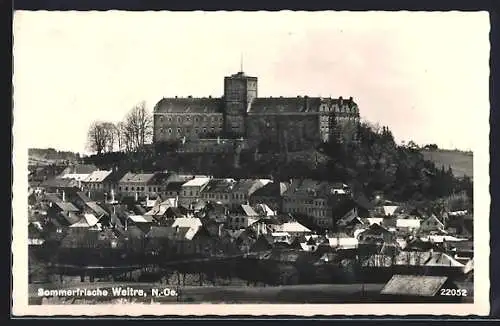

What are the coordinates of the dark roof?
(146, 226, 191, 240)
(41, 178, 78, 189)
(165, 181, 185, 192)
(166, 207, 186, 218)
(43, 193, 62, 203)
(60, 229, 121, 249)
(119, 172, 157, 184)
(283, 179, 345, 198)
(381, 275, 450, 297)
(55, 201, 79, 212)
(76, 191, 92, 203)
(251, 181, 288, 197)
(248, 97, 322, 114)
(201, 178, 236, 194)
(154, 97, 224, 114)
(232, 179, 262, 194)
(233, 204, 259, 217)
(59, 212, 82, 225)
(86, 202, 109, 217)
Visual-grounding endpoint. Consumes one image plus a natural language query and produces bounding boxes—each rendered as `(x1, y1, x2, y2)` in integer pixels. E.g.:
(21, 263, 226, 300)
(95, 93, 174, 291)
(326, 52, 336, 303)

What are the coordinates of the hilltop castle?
(153, 69, 360, 151)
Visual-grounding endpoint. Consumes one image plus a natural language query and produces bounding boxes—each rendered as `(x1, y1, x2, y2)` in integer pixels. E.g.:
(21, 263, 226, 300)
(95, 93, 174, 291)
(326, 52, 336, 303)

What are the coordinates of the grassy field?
(421, 150, 473, 178)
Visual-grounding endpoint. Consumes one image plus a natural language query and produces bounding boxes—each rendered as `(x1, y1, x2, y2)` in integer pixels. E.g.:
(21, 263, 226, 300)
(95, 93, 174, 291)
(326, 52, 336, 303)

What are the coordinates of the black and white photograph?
(12, 10, 490, 316)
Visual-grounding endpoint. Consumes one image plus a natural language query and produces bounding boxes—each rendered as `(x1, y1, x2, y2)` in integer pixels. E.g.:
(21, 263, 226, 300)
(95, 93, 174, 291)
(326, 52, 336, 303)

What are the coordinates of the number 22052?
(440, 289, 468, 296)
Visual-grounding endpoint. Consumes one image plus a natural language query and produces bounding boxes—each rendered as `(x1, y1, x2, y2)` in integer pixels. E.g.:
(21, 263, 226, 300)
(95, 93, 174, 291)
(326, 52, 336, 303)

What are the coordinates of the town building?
(249, 181, 290, 212)
(153, 70, 360, 150)
(199, 178, 236, 206)
(178, 177, 211, 208)
(81, 170, 113, 192)
(282, 179, 350, 228)
(117, 172, 169, 198)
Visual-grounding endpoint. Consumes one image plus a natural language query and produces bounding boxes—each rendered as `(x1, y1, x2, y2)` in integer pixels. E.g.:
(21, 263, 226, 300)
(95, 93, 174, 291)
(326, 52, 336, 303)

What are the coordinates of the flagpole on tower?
(240, 52, 244, 73)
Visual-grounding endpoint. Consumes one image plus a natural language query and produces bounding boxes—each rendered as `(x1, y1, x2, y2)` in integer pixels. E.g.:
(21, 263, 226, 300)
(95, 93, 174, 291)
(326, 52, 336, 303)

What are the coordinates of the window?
(131, 187, 135, 191)
(168, 128, 172, 134)
(125, 187, 128, 191)
(159, 116, 164, 122)
(195, 117, 199, 122)
(177, 128, 181, 133)
(119, 186, 122, 191)
(168, 117, 172, 122)
(177, 117, 182, 123)
(187, 116, 191, 121)
(148, 187, 151, 192)
(203, 128, 207, 133)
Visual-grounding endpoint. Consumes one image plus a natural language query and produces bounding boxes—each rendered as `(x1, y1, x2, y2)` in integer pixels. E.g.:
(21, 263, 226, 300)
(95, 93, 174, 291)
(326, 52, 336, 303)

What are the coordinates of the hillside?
(28, 148, 80, 165)
(421, 150, 473, 179)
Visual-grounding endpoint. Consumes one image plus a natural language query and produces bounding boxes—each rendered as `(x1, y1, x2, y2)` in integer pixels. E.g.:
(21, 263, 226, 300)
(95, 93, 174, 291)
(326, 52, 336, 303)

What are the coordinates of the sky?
(13, 11, 490, 154)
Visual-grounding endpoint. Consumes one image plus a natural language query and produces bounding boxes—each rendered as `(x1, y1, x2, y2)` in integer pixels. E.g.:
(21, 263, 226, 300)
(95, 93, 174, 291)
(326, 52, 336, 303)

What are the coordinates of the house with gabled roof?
(230, 179, 265, 208)
(380, 275, 462, 303)
(118, 172, 169, 197)
(227, 204, 260, 230)
(178, 177, 211, 208)
(81, 170, 113, 192)
(420, 215, 446, 234)
(249, 180, 290, 212)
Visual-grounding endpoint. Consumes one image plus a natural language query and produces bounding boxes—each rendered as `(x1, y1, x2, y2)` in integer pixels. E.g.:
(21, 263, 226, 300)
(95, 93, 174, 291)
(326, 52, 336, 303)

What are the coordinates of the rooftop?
(119, 172, 157, 184)
(200, 178, 236, 193)
(154, 97, 224, 114)
(84, 170, 113, 183)
(381, 275, 449, 297)
(182, 177, 211, 188)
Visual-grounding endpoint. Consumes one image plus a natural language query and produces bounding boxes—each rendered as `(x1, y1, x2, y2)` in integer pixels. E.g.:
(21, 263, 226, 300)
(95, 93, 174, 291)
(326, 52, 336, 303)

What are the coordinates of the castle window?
(203, 116, 207, 122)
(168, 117, 172, 122)
(195, 128, 199, 133)
(203, 128, 207, 133)
(177, 117, 182, 123)
(159, 116, 164, 122)
(168, 128, 172, 134)
(177, 128, 181, 133)
(195, 117, 199, 122)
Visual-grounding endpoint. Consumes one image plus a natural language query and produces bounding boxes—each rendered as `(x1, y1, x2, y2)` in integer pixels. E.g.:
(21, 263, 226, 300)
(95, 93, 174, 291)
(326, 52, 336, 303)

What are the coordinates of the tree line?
(86, 101, 153, 155)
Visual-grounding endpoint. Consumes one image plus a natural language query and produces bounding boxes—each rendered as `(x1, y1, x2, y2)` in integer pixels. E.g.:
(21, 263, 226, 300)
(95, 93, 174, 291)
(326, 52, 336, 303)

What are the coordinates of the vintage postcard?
(12, 11, 490, 316)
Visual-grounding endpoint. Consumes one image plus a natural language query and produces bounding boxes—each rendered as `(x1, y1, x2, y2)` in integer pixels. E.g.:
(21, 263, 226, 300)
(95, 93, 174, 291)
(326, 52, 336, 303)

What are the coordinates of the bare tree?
(123, 101, 153, 151)
(86, 121, 108, 155)
(87, 121, 118, 154)
(102, 122, 117, 152)
(116, 121, 126, 152)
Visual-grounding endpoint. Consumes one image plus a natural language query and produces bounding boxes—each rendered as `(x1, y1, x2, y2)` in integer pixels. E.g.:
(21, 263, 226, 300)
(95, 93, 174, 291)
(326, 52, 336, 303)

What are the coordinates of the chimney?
(339, 96, 343, 105)
(218, 223, 222, 237)
(111, 188, 115, 202)
(135, 192, 138, 202)
(88, 190, 91, 199)
(62, 190, 66, 202)
(175, 195, 179, 207)
(175, 225, 179, 233)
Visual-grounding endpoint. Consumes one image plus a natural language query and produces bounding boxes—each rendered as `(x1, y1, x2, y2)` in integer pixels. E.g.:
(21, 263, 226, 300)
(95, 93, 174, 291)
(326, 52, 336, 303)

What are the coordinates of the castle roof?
(154, 97, 224, 114)
(248, 97, 322, 114)
(247, 96, 359, 115)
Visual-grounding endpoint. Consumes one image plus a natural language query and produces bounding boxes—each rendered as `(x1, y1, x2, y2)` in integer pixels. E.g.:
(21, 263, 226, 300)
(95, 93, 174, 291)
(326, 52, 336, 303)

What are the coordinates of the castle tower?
(223, 64, 257, 137)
